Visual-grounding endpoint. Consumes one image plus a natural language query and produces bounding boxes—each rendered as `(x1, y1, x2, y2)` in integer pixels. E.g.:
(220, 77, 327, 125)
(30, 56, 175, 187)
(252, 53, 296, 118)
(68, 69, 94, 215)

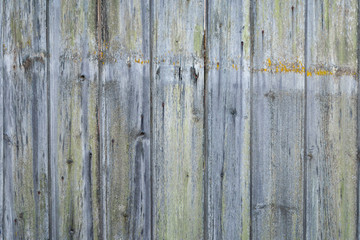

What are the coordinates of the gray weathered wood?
(151, 0, 205, 239)
(48, 1, 60, 238)
(2, 1, 360, 239)
(206, 0, 251, 239)
(0, 0, 3, 238)
(251, 0, 305, 239)
(305, 0, 358, 239)
(48, 0, 98, 238)
(3, 0, 49, 239)
(98, 0, 151, 239)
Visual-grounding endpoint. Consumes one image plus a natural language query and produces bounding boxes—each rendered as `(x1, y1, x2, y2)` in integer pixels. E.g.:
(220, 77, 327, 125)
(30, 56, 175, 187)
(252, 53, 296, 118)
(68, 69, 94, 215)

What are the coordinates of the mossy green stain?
(106, 104, 131, 239)
(339, 178, 350, 239)
(10, 13, 24, 48)
(88, 82, 100, 240)
(120, 1, 144, 52)
(274, 0, 283, 39)
(16, 143, 37, 239)
(108, 0, 120, 42)
(156, 84, 204, 239)
(324, 0, 329, 31)
(240, 113, 251, 240)
(88, 0, 98, 49)
(61, 0, 85, 47)
(193, 25, 203, 57)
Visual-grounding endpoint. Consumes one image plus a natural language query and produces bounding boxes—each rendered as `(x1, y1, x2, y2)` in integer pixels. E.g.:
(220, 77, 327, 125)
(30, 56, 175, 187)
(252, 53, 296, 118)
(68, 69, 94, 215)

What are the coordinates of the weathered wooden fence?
(1, 0, 359, 239)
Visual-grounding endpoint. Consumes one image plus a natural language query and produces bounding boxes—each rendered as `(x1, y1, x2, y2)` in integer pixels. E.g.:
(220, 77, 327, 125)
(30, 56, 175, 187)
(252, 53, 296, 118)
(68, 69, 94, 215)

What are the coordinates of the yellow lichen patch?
(315, 69, 332, 76)
(256, 58, 355, 76)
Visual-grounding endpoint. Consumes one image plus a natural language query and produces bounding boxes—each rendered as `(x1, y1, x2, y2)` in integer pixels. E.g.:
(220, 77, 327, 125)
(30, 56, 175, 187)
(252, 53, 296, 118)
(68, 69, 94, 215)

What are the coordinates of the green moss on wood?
(10, 13, 24, 48)
(193, 25, 203, 56)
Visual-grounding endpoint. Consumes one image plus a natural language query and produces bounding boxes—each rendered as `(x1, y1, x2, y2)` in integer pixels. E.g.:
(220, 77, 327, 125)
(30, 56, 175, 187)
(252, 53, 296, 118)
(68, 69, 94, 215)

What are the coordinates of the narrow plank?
(97, 0, 151, 239)
(251, 0, 305, 239)
(0, 0, 4, 238)
(48, 0, 99, 238)
(151, 0, 205, 239)
(206, 0, 251, 239)
(305, 0, 358, 239)
(48, 1, 61, 238)
(2, 0, 49, 239)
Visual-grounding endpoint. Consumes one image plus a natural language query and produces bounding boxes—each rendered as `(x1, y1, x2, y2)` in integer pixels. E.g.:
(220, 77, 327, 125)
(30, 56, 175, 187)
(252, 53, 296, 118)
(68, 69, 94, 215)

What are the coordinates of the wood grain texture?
(98, 0, 151, 239)
(0, 0, 3, 238)
(3, 0, 49, 239)
(2, 1, 360, 239)
(48, 0, 98, 239)
(151, 0, 205, 239)
(305, 0, 358, 239)
(48, 1, 60, 238)
(251, 0, 305, 239)
(206, 0, 251, 239)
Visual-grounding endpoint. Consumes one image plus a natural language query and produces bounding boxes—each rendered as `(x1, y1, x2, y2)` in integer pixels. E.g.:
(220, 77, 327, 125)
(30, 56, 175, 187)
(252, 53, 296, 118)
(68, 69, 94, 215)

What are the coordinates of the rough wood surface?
(151, 0, 205, 239)
(206, 0, 251, 239)
(0, 0, 3, 237)
(1, 0, 360, 240)
(48, 0, 98, 239)
(251, 0, 305, 239)
(3, 1, 49, 239)
(305, 0, 358, 239)
(99, 0, 151, 239)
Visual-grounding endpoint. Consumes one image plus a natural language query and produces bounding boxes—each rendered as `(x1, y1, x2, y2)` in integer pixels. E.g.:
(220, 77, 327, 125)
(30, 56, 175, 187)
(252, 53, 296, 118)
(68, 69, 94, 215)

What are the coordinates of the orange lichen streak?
(256, 58, 356, 76)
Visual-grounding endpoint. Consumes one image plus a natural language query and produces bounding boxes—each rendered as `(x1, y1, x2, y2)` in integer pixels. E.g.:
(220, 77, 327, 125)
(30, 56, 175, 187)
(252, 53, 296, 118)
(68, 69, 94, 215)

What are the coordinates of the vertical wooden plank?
(2, 0, 49, 239)
(49, 0, 99, 238)
(48, 0, 60, 238)
(206, 0, 251, 239)
(151, 0, 205, 239)
(97, 0, 151, 239)
(0, 0, 3, 238)
(251, 0, 305, 239)
(305, 0, 358, 239)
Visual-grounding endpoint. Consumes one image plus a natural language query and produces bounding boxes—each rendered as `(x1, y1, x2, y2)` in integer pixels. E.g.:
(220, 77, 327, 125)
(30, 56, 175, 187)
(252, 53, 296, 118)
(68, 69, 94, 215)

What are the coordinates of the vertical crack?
(149, 0, 154, 238)
(356, 0, 360, 238)
(303, 0, 309, 239)
(45, 0, 54, 239)
(96, 0, 105, 239)
(203, 0, 209, 239)
(249, 0, 255, 239)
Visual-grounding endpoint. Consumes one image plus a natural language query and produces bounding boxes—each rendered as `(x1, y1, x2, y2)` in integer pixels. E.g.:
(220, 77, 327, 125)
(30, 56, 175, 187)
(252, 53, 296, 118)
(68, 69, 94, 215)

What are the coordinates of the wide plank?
(151, 0, 205, 239)
(251, 0, 305, 239)
(206, 0, 251, 239)
(97, 0, 151, 239)
(3, 0, 49, 238)
(305, 0, 358, 239)
(48, 0, 99, 238)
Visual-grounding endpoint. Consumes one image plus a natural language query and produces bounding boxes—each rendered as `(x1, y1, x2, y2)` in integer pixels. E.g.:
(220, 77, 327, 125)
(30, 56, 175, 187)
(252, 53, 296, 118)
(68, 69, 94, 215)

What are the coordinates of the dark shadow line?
(45, 0, 53, 239)
(356, 0, 360, 239)
(203, 0, 209, 239)
(149, 0, 154, 239)
(303, 0, 308, 239)
(249, 0, 255, 239)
